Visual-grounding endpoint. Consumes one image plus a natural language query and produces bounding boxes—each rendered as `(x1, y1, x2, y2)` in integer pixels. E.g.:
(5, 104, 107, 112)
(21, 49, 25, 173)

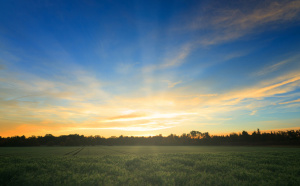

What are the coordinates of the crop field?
(0, 146, 299, 185)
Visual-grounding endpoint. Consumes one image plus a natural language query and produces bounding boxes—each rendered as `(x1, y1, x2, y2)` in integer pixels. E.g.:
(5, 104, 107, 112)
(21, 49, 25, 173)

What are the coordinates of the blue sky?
(1, 0, 300, 137)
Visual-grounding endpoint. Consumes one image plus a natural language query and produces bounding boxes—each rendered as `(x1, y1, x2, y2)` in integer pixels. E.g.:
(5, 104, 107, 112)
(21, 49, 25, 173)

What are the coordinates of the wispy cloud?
(84, 126, 174, 132)
(254, 59, 290, 77)
(253, 55, 300, 77)
(183, 0, 300, 45)
(216, 71, 300, 105)
(250, 110, 257, 116)
(160, 44, 192, 68)
(105, 113, 147, 122)
(103, 112, 197, 123)
(279, 98, 300, 105)
(140, 1, 300, 75)
(143, 44, 192, 72)
(166, 80, 182, 88)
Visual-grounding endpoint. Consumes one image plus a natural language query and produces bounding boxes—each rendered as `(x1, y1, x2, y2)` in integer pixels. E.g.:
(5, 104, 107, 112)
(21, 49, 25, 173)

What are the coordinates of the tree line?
(0, 129, 299, 146)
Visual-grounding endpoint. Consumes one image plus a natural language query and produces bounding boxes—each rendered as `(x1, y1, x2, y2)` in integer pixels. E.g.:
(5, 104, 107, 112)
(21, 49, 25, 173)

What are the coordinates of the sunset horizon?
(1, 0, 300, 138)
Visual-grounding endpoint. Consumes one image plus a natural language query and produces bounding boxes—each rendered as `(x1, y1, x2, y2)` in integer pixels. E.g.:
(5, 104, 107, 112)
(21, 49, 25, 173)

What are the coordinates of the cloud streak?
(279, 98, 300, 105)
(182, 0, 300, 45)
(103, 112, 197, 122)
(143, 44, 192, 72)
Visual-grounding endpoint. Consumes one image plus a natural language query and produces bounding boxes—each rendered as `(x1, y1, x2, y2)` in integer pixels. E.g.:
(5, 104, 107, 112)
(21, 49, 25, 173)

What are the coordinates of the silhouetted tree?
(0, 129, 299, 146)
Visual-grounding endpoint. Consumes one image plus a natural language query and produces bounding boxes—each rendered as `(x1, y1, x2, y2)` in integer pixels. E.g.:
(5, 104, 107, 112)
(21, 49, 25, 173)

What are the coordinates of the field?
(0, 146, 299, 185)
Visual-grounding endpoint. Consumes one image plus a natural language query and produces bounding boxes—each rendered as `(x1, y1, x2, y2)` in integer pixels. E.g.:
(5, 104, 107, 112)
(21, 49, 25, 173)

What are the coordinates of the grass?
(0, 146, 299, 185)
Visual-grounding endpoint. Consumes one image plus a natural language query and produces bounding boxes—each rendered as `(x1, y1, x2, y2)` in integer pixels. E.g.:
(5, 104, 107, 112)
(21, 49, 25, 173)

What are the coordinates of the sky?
(1, 0, 300, 137)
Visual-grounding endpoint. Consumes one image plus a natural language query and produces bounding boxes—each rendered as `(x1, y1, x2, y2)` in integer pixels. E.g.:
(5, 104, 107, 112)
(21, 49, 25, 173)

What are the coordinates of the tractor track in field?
(64, 148, 81, 155)
(100, 146, 135, 155)
(63, 146, 134, 156)
(64, 147, 85, 156)
(72, 147, 84, 156)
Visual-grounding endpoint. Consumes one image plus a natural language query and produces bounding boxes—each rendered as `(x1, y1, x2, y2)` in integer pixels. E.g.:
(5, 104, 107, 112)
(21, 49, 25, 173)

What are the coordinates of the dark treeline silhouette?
(0, 129, 300, 146)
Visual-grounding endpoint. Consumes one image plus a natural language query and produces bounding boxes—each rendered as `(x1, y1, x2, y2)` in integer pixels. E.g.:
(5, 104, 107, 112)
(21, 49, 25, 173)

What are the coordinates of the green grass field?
(0, 146, 299, 185)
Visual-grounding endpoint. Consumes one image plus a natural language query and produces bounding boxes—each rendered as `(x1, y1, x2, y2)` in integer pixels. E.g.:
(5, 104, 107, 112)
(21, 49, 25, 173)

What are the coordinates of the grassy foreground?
(0, 146, 299, 185)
